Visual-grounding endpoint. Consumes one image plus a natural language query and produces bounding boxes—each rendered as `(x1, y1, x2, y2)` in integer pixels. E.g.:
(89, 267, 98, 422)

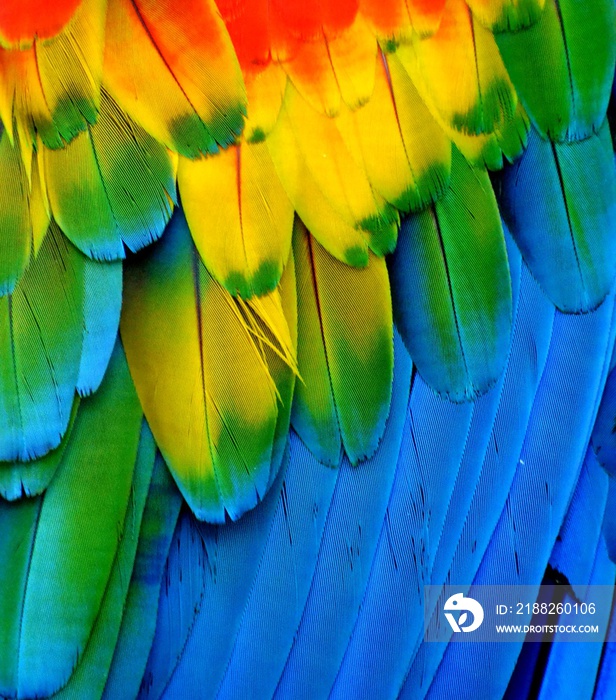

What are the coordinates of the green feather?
(44, 91, 176, 261)
(52, 422, 158, 700)
(5, 342, 143, 699)
(390, 148, 512, 401)
(122, 212, 295, 522)
(0, 399, 80, 500)
(291, 219, 394, 466)
(0, 223, 84, 462)
(0, 129, 42, 296)
(496, 0, 616, 141)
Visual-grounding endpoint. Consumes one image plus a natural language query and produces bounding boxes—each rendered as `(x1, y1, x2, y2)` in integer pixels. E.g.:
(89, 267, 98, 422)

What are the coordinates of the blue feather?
(410, 293, 616, 700)
(549, 449, 610, 590)
(500, 122, 616, 313)
(77, 259, 122, 397)
(271, 333, 411, 700)
(214, 435, 339, 700)
(591, 366, 616, 476)
(537, 538, 615, 700)
(594, 601, 616, 699)
(145, 453, 290, 698)
(602, 475, 616, 562)
(103, 455, 182, 700)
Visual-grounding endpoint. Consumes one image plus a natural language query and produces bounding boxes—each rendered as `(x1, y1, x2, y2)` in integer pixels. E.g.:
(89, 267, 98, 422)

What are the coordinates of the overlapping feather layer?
(0, 1, 615, 695)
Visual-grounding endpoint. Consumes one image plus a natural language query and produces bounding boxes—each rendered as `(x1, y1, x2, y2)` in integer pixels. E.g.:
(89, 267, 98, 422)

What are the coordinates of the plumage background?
(0, 0, 615, 698)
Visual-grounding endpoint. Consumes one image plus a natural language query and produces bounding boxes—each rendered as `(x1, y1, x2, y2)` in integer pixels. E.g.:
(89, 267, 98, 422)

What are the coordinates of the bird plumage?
(0, 0, 615, 698)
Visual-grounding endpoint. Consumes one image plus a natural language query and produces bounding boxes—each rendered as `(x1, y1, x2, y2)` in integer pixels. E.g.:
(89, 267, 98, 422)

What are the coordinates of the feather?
(50, 420, 156, 700)
(103, 0, 246, 158)
(102, 456, 182, 700)
(243, 65, 287, 143)
(0, 399, 79, 500)
(272, 333, 411, 700)
(324, 16, 377, 111)
(358, 0, 412, 42)
(0, 496, 39, 696)
(329, 374, 475, 700)
(43, 90, 176, 261)
(179, 140, 294, 298)
(137, 509, 209, 699)
(0, 223, 83, 462)
(269, 81, 399, 260)
(390, 148, 512, 401)
(592, 367, 616, 475)
(291, 220, 393, 465)
(184, 342, 409, 700)
(594, 578, 616, 699)
(213, 438, 339, 700)
(360, 0, 445, 40)
(154, 333, 408, 699)
(550, 450, 610, 591)
(77, 259, 122, 396)
(141, 459, 288, 699)
(409, 294, 616, 700)
(334, 53, 450, 214)
(266, 103, 371, 266)
(0, 128, 49, 295)
(426, 235, 551, 595)
(603, 475, 616, 563)
(396, 0, 517, 137)
(328, 240, 548, 700)
(496, 0, 616, 141)
(466, 0, 545, 31)
(278, 15, 377, 116)
(527, 453, 614, 700)
(121, 210, 296, 522)
(500, 123, 616, 313)
(0, 0, 106, 149)
(0, 341, 144, 699)
(0, 0, 82, 48)
(537, 540, 615, 700)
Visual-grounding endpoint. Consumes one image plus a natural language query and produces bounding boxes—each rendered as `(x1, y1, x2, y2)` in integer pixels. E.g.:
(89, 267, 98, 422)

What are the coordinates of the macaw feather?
(0, 223, 84, 462)
(103, 0, 246, 158)
(43, 90, 176, 261)
(0, 342, 145, 700)
(291, 219, 394, 465)
(397, 0, 518, 137)
(496, 0, 616, 142)
(179, 140, 294, 298)
(0, 0, 106, 149)
(0, 128, 48, 296)
(121, 210, 296, 523)
(500, 122, 616, 313)
(0, 399, 80, 501)
(0, 0, 82, 48)
(390, 148, 512, 401)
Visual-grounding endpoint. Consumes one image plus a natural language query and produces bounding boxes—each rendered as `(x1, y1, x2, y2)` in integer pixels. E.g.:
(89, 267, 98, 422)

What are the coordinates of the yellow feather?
(326, 16, 378, 110)
(244, 64, 288, 143)
(274, 82, 398, 254)
(267, 108, 370, 266)
(35, 0, 106, 132)
(179, 140, 294, 298)
(334, 59, 416, 211)
(121, 214, 291, 521)
(466, 0, 546, 31)
(397, 0, 516, 136)
(385, 53, 451, 207)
